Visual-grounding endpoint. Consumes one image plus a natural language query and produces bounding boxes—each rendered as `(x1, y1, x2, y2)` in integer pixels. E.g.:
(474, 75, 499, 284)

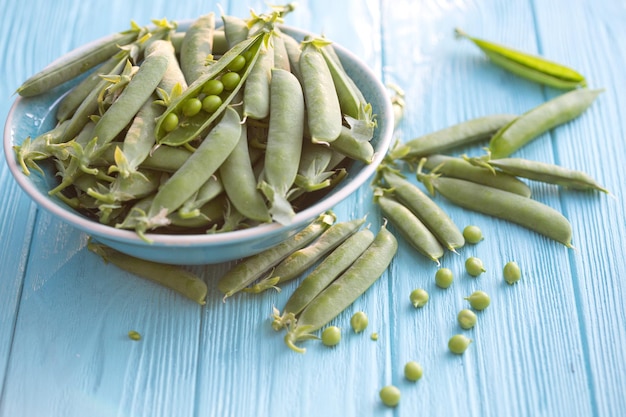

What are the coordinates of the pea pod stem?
(455, 28, 587, 89)
(87, 239, 207, 305)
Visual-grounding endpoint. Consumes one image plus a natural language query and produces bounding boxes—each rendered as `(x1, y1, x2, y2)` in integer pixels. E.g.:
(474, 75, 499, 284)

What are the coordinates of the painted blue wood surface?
(1, 0, 625, 416)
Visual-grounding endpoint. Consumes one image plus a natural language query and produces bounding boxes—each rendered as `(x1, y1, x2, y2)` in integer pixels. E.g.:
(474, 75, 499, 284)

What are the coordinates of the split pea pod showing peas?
(488, 88, 604, 159)
(466, 156, 609, 194)
(420, 175, 573, 247)
(455, 28, 587, 90)
(16, 29, 140, 97)
(283, 223, 398, 353)
(388, 114, 517, 161)
(380, 168, 464, 252)
(272, 228, 376, 330)
(87, 240, 207, 305)
(375, 192, 444, 263)
(422, 154, 531, 198)
(217, 212, 337, 299)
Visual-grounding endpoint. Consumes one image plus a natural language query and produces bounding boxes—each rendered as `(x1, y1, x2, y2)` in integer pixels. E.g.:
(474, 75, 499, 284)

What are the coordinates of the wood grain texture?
(1, 0, 625, 416)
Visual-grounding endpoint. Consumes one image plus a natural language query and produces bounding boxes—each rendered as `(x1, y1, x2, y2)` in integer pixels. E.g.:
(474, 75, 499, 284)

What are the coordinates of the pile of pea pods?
(14, 4, 377, 242)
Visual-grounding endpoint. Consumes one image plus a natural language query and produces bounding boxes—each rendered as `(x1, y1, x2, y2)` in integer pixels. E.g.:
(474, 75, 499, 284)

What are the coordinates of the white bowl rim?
(3, 23, 394, 248)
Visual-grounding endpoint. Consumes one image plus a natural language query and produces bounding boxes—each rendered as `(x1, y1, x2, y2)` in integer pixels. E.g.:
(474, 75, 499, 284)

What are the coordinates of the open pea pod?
(455, 28, 587, 90)
(154, 30, 267, 146)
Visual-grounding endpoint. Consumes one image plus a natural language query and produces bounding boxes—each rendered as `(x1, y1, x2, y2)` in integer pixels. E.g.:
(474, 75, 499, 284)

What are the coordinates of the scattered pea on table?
(466, 290, 491, 311)
(350, 312, 369, 333)
(435, 267, 454, 288)
(448, 334, 472, 354)
(503, 261, 522, 284)
(465, 256, 486, 277)
(379, 385, 401, 407)
(321, 326, 341, 347)
(404, 361, 424, 382)
(410, 288, 429, 307)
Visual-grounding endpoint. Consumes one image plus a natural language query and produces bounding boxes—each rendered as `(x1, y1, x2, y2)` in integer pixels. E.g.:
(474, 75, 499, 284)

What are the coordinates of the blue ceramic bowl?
(3, 24, 393, 265)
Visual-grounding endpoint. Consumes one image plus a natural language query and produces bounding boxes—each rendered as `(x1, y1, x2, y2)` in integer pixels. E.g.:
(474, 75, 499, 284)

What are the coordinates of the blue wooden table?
(2, 0, 625, 416)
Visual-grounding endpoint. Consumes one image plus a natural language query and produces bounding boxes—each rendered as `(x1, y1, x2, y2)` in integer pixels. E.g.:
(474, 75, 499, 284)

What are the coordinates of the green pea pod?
(283, 223, 397, 353)
(388, 114, 517, 161)
(217, 211, 337, 299)
(16, 28, 141, 97)
(294, 139, 336, 192)
(467, 156, 609, 194)
(455, 28, 587, 90)
(243, 41, 274, 120)
(180, 13, 216, 84)
(133, 106, 242, 240)
(272, 32, 291, 71)
(87, 239, 207, 305)
(154, 32, 266, 146)
(145, 39, 188, 94)
(222, 14, 250, 48)
(488, 88, 603, 159)
(420, 174, 573, 248)
(423, 154, 532, 197)
(328, 125, 374, 164)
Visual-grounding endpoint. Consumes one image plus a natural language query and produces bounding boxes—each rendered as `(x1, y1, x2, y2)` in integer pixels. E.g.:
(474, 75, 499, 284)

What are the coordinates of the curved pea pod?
(16, 27, 141, 97)
(420, 174, 573, 247)
(468, 156, 609, 193)
(328, 124, 375, 164)
(258, 68, 305, 225)
(272, 32, 291, 71)
(87, 239, 207, 305)
(281, 31, 302, 81)
(375, 193, 444, 264)
(154, 32, 266, 147)
(423, 154, 532, 197)
(145, 39, 188, 94)
(381, 169, 464, 252)
(243, 41, 275, 120)
(283, 223, 397, 353)
(388, 114, 517, 161)
(217, 211, 337, 299)
(180, 13, 216, 84)
(259, 217, 366, 289)
(131, 106, 242, 241)
(488, 88, 603, 159)
(299, 39, 343, 144)
(455, 28, 587, 90)
(221, 13, 250, 48)
(272, 228, 375, 330)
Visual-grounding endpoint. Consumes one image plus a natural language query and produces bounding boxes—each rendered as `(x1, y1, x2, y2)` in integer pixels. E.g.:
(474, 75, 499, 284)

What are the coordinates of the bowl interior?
(3, 22, 394, 264)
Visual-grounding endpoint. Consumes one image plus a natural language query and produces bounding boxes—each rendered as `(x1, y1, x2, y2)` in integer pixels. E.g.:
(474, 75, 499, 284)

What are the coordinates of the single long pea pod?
(217, 211, 337, 299)
(272, 228, 375, 330)
(421, 174, 573, 247)
(422, 154, 532, 197)
(16, 28, 140, 97)
(134, 106, 241, 240)
(455, 28, 587, 90)
(299, 39, 343, 144)
(320, 44, 361, 119)
(243, 42, 274, 120)
(177, 174, 224, 219)
(281, 32, 302, 81)
(219, 110, 271, 223)
(381, 169, 464, 252)
(154, 32, 266, 146)
(468, 156, 609, 193)
(96, 143, 194, 173)
(375, 193, 444, 264)
(180, 13, 216, 84)
(283, 223, 397, 353)
(262, 217, 367, 287)
(258, 68, 305, 225)
(272, 32, 290, 71)
(328, 125, 375, 164)
(145, 39, 188, 94)
(488, 88, 604, 159)
(87, 240, 207, 305)
(221, 14, 250, 48)
(388, 114, 517, 161)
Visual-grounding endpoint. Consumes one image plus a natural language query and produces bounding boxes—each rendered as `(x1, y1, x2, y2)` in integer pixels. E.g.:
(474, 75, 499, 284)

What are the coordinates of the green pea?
(128, 330, 141, 341)
(410, 288, 429, 308)
(321, 326, 341, 347)
(465, 256, 486, 277)
(227, 54, 246, 72)
(448, 334, 472, 354)
(202, 94, 223, 113)
(202, 79, 224, 95)
(371, 332, 379, 341)
(463, 225, 483, 244)
(350, 311, 369, 333)
(404, 361, 423, 382)
(457, 309, 477, 329)
(221, 71, 241, 90)
(435, 267, 454, 288)
(161, 112, 179, 133)
(182, 98, 202, 117)
(379, 385, 401, 407)
(503, 261, 522, 284)
(465, 290, 491, 310)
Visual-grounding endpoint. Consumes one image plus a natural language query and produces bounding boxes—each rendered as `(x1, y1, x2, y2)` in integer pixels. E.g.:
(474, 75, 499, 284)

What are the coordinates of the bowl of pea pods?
(3, 8, 394, 265)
